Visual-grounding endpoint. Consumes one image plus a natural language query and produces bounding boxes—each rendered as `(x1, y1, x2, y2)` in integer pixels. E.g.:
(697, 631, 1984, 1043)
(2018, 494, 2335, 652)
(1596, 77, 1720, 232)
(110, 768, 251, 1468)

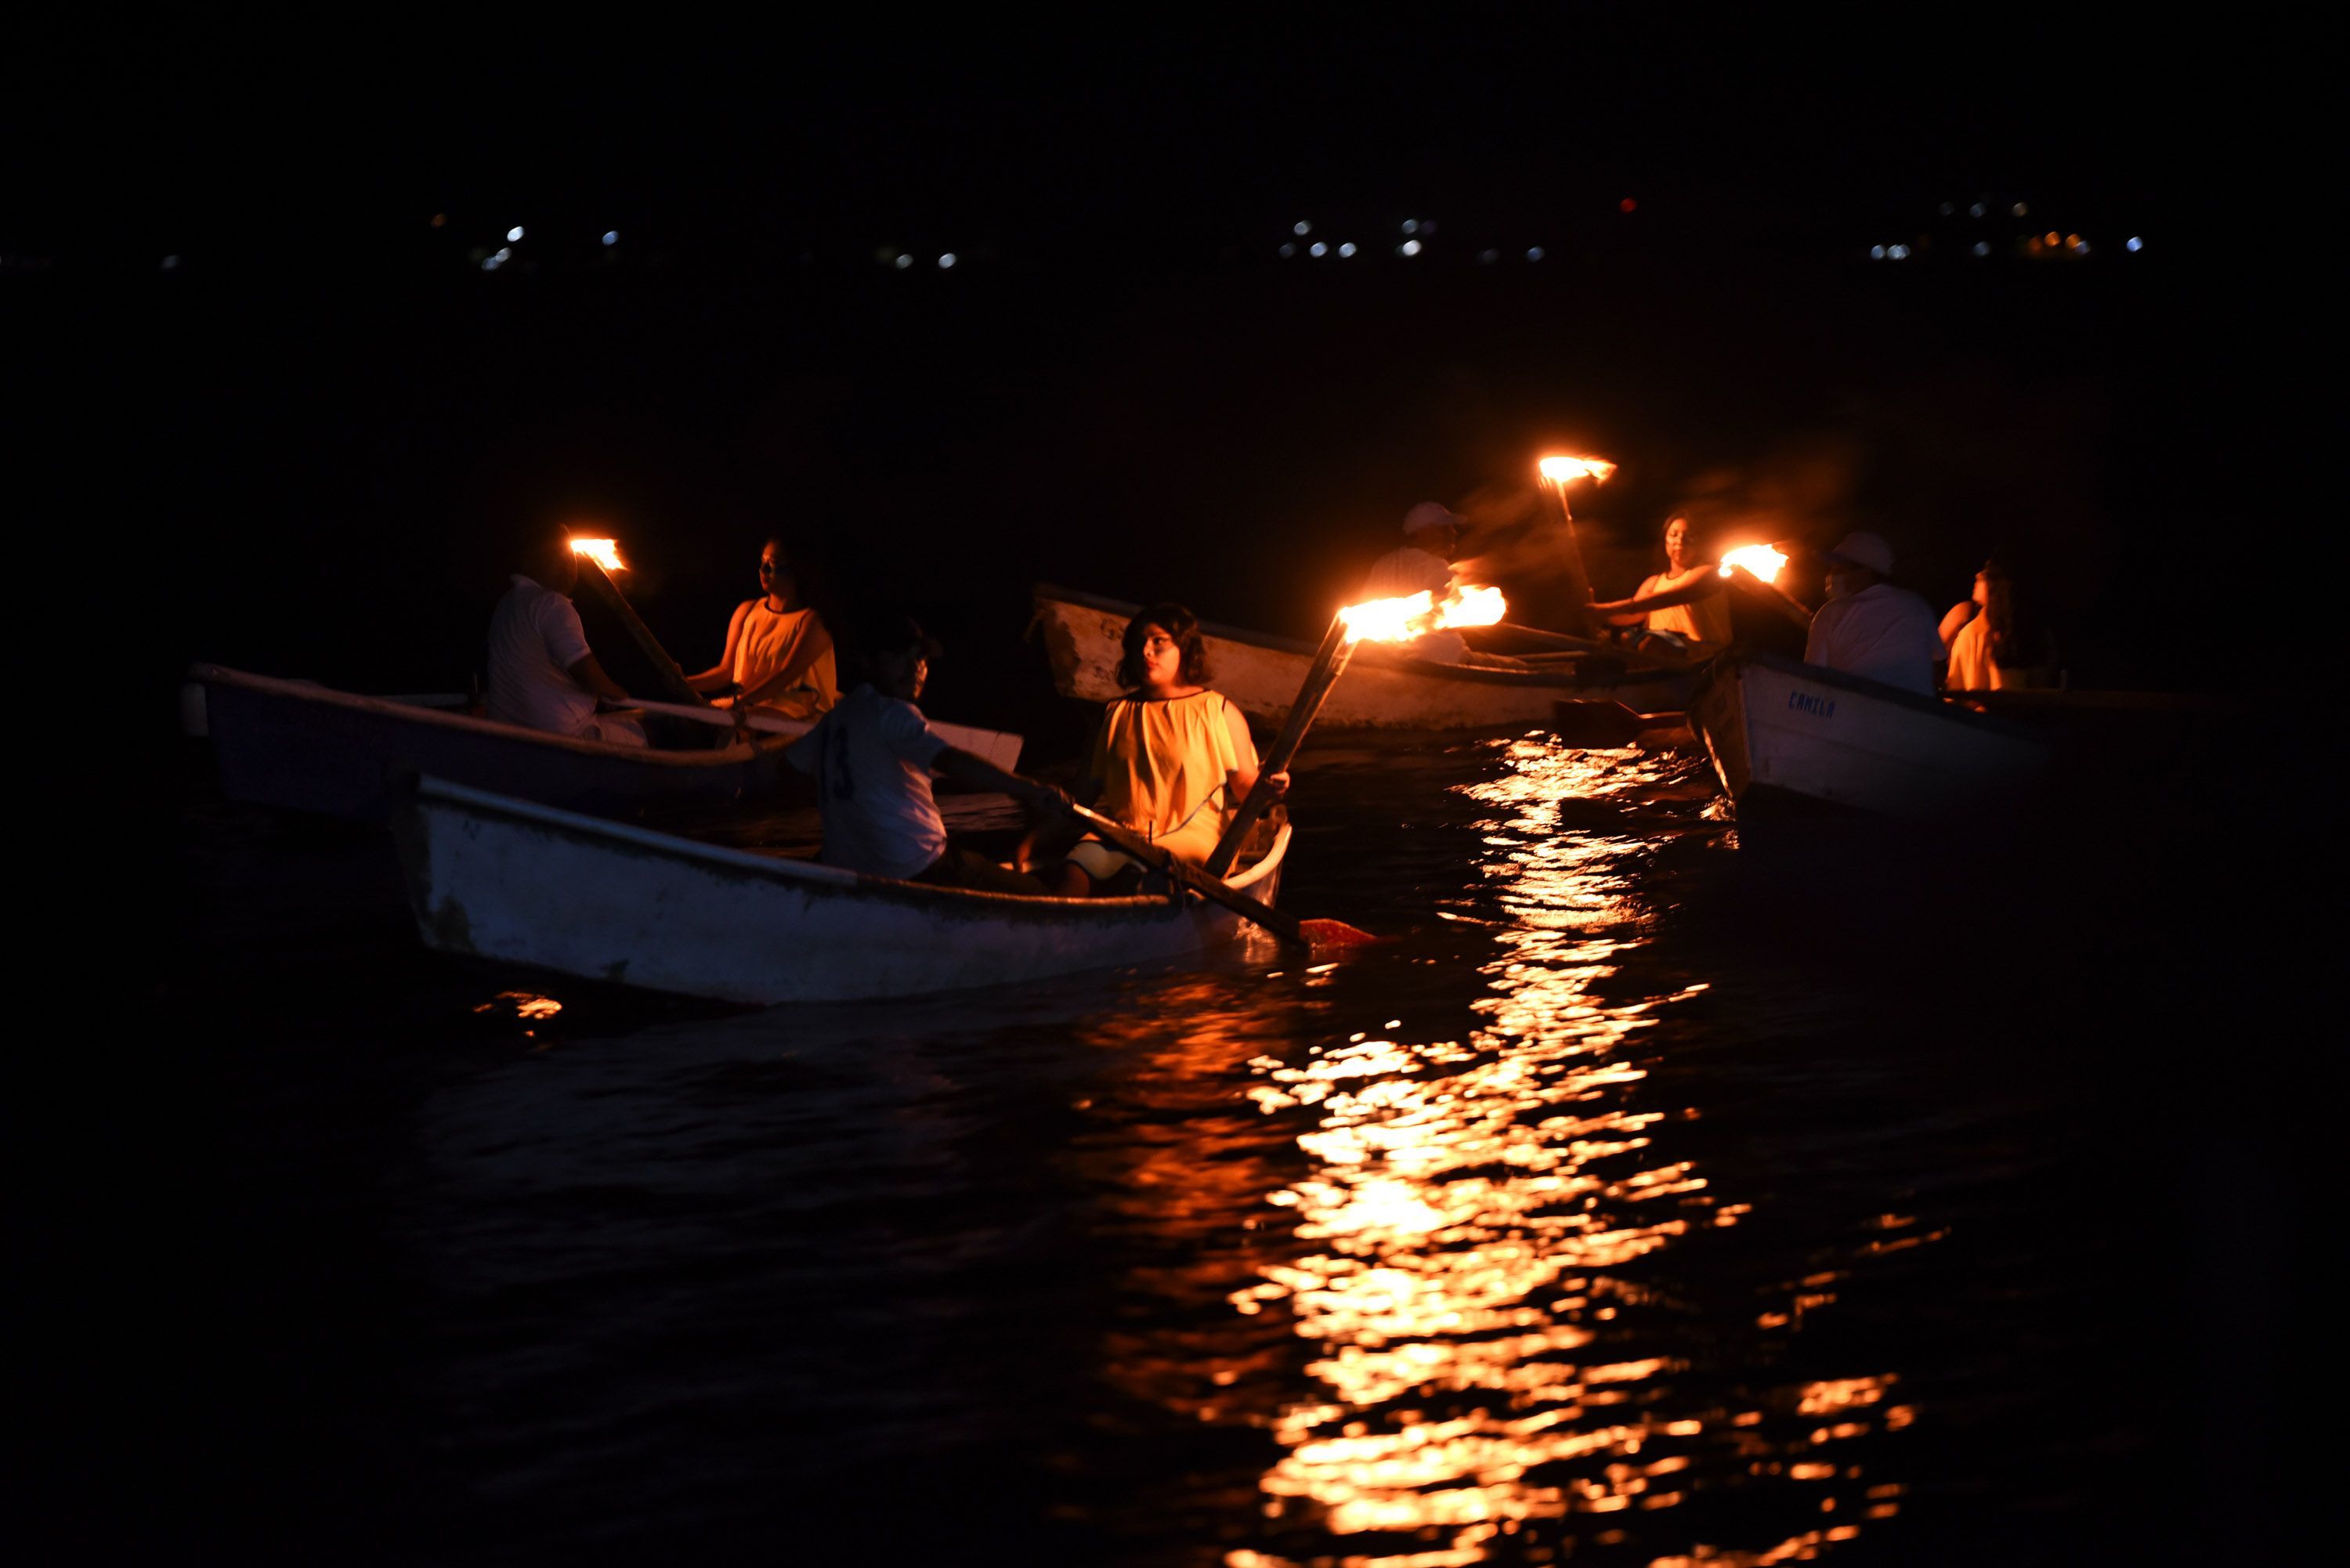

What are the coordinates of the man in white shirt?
(786, 615, 1068, 890)
(1361, 501, 1470, 664)
(1802, 531, 1944, 695)
(485, 534, 647, 745)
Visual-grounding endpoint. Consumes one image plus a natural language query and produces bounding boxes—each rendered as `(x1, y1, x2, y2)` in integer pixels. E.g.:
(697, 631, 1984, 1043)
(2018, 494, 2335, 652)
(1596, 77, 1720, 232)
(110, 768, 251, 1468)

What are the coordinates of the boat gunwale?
(413, 775, 1289, 920)
(1032, 583, 1690, 691)
(1695, 649, 2049, 742)
(190, 663, 793, 770)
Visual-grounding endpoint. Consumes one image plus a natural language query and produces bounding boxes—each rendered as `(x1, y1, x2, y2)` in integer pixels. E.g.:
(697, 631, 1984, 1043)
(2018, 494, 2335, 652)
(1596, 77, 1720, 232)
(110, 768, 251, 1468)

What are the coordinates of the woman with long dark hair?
(1035, 602, 1286, 896)
(686, 536, 838, 718)
(1943, 558, 2056, 690)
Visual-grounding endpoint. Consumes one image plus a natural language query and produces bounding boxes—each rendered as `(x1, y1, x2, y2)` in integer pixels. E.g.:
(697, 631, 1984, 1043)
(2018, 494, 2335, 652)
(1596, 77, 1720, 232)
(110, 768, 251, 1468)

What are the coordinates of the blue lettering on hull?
(1787, 690, 1835, 718)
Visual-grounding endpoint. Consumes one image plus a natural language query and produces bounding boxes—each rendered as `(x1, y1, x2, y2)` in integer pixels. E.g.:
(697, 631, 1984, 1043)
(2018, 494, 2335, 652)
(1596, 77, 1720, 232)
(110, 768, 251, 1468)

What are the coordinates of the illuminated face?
(1664, 518, 1692, 572)
(1138, 624, 1184, 691)
(1972, 572, 1990, 609)
(874, 648, 927, 699)
(758, 547, 796, 605)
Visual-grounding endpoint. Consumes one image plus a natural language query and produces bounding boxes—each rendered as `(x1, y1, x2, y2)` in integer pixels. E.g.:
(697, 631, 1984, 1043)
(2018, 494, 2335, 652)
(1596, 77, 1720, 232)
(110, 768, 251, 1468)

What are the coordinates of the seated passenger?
(1802, 531, 1943, 695)
(686, 536, 838, 719)
(486, 532, 646, 746)
(1046, 604, 1287, 897)
(786, 614, 1066, 892)
(1630, 515, 1733, 649)
(1362, 502, 1470, 665)
(1942, 557, 2058, 692)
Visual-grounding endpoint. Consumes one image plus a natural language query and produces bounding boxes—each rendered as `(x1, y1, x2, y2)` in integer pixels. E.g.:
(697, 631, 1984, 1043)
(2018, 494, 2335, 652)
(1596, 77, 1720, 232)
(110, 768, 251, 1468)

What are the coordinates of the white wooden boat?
(185, 663, 1021, 823)
(393, 776, 1291, 1004)
(1690, 651, 2051, 826)
(1032, 584, 1691, 731)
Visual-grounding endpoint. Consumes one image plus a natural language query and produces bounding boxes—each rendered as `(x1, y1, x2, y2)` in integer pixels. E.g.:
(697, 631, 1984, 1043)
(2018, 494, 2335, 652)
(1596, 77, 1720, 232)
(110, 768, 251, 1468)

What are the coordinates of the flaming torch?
(567, 533, 708, 707)
(1537, 453, 1617, 637)
(1716, 542, 1813, 628)
(1202, 582, 1506, 876)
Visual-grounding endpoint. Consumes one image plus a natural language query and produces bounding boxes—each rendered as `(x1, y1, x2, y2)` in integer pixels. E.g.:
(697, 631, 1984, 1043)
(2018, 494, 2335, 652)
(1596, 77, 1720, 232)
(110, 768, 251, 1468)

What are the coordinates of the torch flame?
(1718, 544, 1789, 583)
(568, 537, 626, 573)
(1538, 454, 1618, 486)
(1339, 583, 1508, 644)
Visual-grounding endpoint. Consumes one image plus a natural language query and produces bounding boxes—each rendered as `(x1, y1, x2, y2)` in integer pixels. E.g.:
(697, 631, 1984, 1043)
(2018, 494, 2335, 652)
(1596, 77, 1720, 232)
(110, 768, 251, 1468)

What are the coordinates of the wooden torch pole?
(1202, 612, 1360, 878)
(1546, 479, 1601, 640)
(575, 557, 708, 708)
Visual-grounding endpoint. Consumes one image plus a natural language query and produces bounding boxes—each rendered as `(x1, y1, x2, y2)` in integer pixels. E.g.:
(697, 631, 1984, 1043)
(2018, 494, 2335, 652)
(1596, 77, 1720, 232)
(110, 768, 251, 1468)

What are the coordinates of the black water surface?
(69, 730, 2294, 1567)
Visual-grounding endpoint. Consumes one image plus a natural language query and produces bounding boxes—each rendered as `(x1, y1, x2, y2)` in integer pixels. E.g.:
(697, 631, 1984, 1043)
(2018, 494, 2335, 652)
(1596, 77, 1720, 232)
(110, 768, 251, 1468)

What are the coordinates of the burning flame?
(1538, 454, 1617, 486)
(1718, 544, 1789, 583)
(1340, 583, 1508, 643)
(568, 537, 626, 573)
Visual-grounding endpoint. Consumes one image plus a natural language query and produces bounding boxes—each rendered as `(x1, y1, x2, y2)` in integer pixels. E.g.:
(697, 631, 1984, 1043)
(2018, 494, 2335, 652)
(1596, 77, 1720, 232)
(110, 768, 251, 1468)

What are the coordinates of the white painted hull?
(1692, 652, 2050, 822)
(1033, 586, 1690, 730)
(394, 777, 1290, 1004)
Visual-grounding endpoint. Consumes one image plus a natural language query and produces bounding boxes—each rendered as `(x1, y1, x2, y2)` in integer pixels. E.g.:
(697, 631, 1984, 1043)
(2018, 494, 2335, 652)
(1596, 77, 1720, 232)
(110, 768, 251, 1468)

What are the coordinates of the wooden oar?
(1067, 801, 1372, 951)
(1488, 620, 1701, 673)
(575, 558, 708, 708)
(1202, 615, 1359, 880)
(628, 696, 1026, 771)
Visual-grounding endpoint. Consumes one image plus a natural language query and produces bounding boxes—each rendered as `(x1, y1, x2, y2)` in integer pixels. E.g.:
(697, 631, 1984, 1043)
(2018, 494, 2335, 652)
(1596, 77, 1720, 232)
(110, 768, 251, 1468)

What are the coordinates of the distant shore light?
(1478, 248, 1499, 263)
(1402, 219, 1419, 233)
(1338, 241, 1358, 257)
(507, 226, 525, 242)
(2126, 236, 2144, 252)
(2012, 202, 2029, 216)
(1972, 241, 1991, 256)
(1969, 202, 1986, 219)
(1278, 242, 1296, 258)
(894, 253, 913, 269)
(1526, 246, 1545, 261)
(1619, 197, 1636, 213)
(1871, 245, 1886, 259)
(1309, 241, 1328, 257)
(602, 230, 618, 246)
(1400, 238, 1422, 256)
(1293, 220, 1311, 236)
(938, 252, 956, 268)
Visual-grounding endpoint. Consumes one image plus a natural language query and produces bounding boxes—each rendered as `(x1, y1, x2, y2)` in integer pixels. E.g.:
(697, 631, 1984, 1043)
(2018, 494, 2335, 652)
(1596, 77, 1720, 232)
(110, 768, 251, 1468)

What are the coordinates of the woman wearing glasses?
(686, 537, 839, 718)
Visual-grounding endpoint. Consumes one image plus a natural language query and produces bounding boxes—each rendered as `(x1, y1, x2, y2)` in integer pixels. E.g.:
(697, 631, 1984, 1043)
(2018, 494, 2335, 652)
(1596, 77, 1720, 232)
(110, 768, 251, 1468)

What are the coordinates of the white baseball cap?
(1821, 530, 1894, 576)
(1404, 501, 1463, 537)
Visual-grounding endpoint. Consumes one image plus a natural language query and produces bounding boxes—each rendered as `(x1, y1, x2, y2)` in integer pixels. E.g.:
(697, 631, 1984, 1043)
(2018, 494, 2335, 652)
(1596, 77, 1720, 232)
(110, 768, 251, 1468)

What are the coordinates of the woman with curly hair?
(1039, 602, 1287, 897)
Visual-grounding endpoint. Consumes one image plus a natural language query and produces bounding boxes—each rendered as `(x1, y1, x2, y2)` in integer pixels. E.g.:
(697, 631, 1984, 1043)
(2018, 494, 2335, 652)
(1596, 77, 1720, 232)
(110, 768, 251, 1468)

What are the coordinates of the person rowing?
(1602, 514, 1733, 652)
(786, 612, 1068, 893)
(486, 529, 647, 746)
(686, 536, 839, 719)
(1033, 603, 1288, 897)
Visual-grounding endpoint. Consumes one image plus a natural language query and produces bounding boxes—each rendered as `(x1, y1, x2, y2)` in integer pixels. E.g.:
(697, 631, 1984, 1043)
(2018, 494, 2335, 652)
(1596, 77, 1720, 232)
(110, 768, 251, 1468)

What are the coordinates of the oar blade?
(1298, 918, 1378, 949)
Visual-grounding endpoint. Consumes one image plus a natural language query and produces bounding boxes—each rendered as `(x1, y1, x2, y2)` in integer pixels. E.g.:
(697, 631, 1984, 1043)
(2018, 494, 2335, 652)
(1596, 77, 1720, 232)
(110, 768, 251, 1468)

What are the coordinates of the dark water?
(89, 728, 2294, 1566)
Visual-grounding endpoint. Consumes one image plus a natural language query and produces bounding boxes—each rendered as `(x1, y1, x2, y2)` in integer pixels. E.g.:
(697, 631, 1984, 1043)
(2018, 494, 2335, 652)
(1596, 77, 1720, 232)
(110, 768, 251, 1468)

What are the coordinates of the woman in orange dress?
(686, 537, 838, 719)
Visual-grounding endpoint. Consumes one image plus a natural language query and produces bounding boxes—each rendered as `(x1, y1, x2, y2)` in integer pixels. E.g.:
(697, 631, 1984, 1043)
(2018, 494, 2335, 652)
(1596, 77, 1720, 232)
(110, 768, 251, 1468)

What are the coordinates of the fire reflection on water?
(1229, 739, 1925, 1566)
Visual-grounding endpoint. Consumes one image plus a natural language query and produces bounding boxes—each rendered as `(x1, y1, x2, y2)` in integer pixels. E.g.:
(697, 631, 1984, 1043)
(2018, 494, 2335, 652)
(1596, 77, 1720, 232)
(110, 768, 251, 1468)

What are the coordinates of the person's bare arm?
(566, 654, 631, 705)
(1222, 702, 1289, 802)
(931, 747, 1072, 815)
(687, 604, 751, 692)
(1589, 572, 1726, 618)
(1938, 600, 1978, 652)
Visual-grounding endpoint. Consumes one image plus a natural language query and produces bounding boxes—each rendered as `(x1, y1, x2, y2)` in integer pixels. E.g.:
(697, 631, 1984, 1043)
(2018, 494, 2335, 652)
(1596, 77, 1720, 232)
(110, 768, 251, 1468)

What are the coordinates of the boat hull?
(1033, 586, 1690, 730)
(1690, 652, 2050, 827)
(394, 777, 1289, 1004)
(189, 664, 1020, 823)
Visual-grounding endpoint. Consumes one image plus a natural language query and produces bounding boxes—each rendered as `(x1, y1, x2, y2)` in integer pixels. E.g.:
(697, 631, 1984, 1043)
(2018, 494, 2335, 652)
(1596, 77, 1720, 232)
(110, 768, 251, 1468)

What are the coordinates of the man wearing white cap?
(1802, 531, 1943, 694)
(1362, 502, 1465, 598)
(1361, 502, 1470, 663)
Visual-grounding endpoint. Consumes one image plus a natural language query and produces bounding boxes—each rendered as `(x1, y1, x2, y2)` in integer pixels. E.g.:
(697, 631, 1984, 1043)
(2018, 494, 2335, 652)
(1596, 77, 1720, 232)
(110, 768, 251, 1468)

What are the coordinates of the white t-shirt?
(1804, 581, 1943, 694)
(1361, 546, 1468, 663)
(786, 685, 952, 880)
(486, 576, 598, 735)
(1361, 545, 1455, 599)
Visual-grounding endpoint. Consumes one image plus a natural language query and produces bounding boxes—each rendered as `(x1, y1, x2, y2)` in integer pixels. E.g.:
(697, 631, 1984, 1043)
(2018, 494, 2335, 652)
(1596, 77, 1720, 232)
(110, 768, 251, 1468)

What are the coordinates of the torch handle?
(1726, 565, 1816, 630)
(1546, 482, 1600, 640)
(577, 559, 708, 708)
(1203, 614, 1356, 878)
